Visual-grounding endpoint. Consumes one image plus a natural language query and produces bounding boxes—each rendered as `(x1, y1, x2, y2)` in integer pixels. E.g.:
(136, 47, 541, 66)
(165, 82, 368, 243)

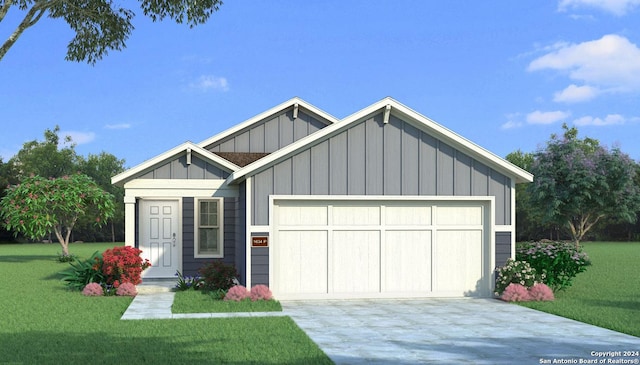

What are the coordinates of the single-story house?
(112, 97, 533, 300)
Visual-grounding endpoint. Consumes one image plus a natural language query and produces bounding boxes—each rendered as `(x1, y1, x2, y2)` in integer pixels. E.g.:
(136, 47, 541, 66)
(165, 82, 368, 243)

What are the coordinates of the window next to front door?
(195, 198, 224, 258)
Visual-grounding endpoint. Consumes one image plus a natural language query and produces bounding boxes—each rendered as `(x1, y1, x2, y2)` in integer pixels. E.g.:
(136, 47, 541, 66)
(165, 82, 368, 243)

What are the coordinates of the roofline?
(228, 97, 533, 184)
(197, 97, 339, 149)
(111, 141, 240, 187)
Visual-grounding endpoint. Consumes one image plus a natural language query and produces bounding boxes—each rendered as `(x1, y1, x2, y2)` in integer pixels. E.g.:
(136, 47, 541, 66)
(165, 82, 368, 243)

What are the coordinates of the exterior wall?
(251, 246, 269, 286)
(204, 109, 329, 153)
(495, 231, 512, 267)
(181, 197, 239, 275)
(139, 154, 230, 180)
(250, 112, 512, 226)
(235, 182, 247, 285)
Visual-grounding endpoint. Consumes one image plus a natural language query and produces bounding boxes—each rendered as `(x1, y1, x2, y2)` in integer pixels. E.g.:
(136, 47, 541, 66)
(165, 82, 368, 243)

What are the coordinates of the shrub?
(494, 259, 545, 295)
(250, 285, 273, 301)
(174, 270, 203, 291)
(102, 246, 151, 287)
(199, 261, 238, 292)
(516, 241, 591, 291)
(60, 251, 105, 290)
(528, 283, 554, 301)
(57, 253, 78, 263)
(82, 282, 104, 296)
(208, 288, 227, 300)
(224, 285, 249, 301)
(500, 283, 530, 302)
(116, 282, 138, 297)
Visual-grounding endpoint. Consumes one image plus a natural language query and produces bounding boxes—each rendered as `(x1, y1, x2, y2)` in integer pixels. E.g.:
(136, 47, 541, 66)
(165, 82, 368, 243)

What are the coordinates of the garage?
(271, 197, 493, 300)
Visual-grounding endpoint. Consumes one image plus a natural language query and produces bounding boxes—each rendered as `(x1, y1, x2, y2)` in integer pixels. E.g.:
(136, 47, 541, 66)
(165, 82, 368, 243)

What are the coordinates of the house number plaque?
(251, 236, 268, 247)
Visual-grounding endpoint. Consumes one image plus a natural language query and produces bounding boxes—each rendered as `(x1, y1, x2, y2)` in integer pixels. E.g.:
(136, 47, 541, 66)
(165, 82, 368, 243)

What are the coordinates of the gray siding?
(251, 112, 512, 225)
(235, 182, 247, 285)
(251, 247, 269, 286)
(205, 109, 330, 153)
(495, 231, 512, 267)
(139, 154, 230, 180)
(181, 197, 239, 276)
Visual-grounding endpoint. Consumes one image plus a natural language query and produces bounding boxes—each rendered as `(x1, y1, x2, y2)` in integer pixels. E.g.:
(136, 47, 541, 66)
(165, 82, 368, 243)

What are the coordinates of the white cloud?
(500, 120, 523, 130)
(573, 114, 625, 126)
(526, 110, 571, 125)
(60, 131, 96, 146)
(528, 34, 640, 95)
(558, 0, 640, 16)
(188, 75, 229, 92)
(553, 84, 599, 103)
(104, 123, 131, 130)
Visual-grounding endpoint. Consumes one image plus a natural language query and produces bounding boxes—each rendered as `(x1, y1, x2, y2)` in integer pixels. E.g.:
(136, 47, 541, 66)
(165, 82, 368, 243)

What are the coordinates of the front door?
(139, 200, 180, 278)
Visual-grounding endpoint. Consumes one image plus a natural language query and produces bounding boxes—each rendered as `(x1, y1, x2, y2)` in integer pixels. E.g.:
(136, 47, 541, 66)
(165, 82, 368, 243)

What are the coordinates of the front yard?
(0, 243, 332, 364)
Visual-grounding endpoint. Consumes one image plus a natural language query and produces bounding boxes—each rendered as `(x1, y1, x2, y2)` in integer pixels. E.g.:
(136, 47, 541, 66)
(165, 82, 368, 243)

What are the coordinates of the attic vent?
(293, 103, 299, 119)
(383, 104, 392, 124)
(186, 148, 192, 165)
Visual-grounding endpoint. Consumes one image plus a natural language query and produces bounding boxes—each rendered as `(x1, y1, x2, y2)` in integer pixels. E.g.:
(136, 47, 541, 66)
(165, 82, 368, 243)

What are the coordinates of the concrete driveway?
(282, 298, 640, 364)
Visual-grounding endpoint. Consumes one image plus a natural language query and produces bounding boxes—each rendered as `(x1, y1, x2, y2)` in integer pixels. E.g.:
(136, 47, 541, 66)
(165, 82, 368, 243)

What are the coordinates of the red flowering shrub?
(528, 283, 554, 301)
(116, 282, 138, 297)
(102, 246, 151, 287)
(224, 285, 249, 301)
(500, 283, 531, 302)
(249, 285, 273, 301)
(82, 282, 104, 296)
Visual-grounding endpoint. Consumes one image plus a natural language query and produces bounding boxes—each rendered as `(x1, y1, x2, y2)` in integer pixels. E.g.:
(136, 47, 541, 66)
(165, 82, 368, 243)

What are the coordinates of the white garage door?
(271, 199, 492, 300)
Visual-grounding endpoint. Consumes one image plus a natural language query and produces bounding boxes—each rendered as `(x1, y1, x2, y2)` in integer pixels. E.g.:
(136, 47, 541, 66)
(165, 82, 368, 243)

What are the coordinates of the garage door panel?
(385, 205, 432, 225)
(384, 230, 432, 292)
(332, 205, 380, 225)
(277, 205, 328, 226)
(332, 231, 380, 293)
(434, 230, 483, 294)
(436, 206, 482, 226)
(276, 230, 328, 294)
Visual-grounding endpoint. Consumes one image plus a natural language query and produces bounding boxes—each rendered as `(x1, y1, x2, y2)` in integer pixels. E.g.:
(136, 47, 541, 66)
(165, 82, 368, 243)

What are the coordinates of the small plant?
(199, 261, 239, 292)
(102, 246, 151, 287)
(208, 288, 227, 300)
(250, 285, 273, 301)
(528, 283, 554, 301)
(517, 240, 591, 291)
(60, 251, 105, 290)
(57, 253, 77, 263)
(500, 283, 530, 302)
(116, 282, 138, 297)
(494, 259, 545, 296)
(224, 285, 249, 301)
(82, 282, 104, 296)
(174, 270, 203, 291)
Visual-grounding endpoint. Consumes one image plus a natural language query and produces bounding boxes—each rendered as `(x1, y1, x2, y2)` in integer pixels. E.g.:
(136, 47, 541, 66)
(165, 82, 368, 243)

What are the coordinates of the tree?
(1, 0, 223, 64)
(0, 173, 115, 256)
(506, 150, 537, 241)
(10, 125, 79, 180)
(528, 124, 640, 246)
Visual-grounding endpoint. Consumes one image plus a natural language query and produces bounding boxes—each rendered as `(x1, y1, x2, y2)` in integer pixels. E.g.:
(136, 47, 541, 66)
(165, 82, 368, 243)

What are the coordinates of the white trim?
(270, 194, 495, 202)
(123, 179, 239, 198)
(245, 177, 253, 289)
(228, 98, 534, 184)
(194, 197, 225, 259)
(111, 142, 239, 186)
(197, 97, 339, 149)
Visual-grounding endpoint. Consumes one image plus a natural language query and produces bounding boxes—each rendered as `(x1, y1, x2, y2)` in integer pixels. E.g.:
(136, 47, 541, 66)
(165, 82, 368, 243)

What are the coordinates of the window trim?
(194, 197, 224, 258)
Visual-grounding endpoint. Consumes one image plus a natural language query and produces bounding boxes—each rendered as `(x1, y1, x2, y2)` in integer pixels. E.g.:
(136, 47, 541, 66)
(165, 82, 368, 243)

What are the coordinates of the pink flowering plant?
(224, 285, 250, 301)
(516, 240, 591, 291)
(528, 283, 554, 301)
(500, 283, 530, 302)
(82, 282, 104, 296)
(249, 285, 273, 301)
(494, 259, 545, 296)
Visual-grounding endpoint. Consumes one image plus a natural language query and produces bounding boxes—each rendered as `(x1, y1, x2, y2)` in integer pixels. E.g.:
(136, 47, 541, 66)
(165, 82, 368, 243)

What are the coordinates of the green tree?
(0, 174, 114, 256)
(10, 125, 79, 179)
(506, 150, 536, 241)
(528, 124, 640, 246)
(1, 0, 223, 63)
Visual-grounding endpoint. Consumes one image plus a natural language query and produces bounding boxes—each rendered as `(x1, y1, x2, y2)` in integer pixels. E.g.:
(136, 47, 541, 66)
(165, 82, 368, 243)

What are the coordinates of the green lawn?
(519, 241, 640, 337)
(172, 290, 283, 313)
(0, 243, 332, 364)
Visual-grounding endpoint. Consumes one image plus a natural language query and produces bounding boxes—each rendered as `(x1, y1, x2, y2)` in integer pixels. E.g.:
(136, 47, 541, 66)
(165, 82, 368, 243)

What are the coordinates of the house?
(112, 97, 533, 300)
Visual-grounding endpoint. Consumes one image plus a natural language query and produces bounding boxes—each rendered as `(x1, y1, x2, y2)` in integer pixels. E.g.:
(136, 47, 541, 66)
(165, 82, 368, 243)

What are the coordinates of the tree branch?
(0, 3, 47, 61)
(0, 0, 13, 23)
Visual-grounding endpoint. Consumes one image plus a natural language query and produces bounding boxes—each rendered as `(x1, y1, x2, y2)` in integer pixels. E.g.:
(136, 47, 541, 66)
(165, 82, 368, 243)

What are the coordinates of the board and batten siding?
(204, 109, 329, 153)
(495, 231, 512, 267)
(138, 154, 230, 180)
(250, 112, 512, 226)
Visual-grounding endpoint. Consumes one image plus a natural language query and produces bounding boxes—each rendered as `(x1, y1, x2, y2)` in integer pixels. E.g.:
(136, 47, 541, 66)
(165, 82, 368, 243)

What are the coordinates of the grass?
(172, 290, 283, 313)
(0, 243, 332, 364)
(518, 241, 640, 337)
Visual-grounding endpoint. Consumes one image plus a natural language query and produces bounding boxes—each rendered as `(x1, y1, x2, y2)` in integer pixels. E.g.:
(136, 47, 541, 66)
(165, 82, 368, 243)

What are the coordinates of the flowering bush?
(528, 283, 554, 301)
(516, 240, 591, 291)
(174, 270, 203, 291)
(494, 259, 545, 296)
(102, 246, 151, 287)
(500, 283, 530, 302)
(199, 261, 238, 292)
(82, 282, 104, 296)
(116, 282, 138, 297)
(224, 285, 249, 301)
(249, 285, 273, 301)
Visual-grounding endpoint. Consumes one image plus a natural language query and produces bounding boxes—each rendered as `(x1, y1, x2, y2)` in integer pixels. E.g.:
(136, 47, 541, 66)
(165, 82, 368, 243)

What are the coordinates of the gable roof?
(197, 96, 339, 150)
(111, 141, 239, 186)
(227, 97, 534, 184)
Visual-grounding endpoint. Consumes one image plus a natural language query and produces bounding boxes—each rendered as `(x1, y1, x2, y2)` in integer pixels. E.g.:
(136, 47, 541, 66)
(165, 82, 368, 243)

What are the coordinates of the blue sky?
(2, 0, 640, 168)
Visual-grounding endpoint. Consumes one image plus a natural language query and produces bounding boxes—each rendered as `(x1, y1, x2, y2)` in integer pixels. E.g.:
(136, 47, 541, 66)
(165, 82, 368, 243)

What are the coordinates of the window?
(195, 198, 223, 258)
